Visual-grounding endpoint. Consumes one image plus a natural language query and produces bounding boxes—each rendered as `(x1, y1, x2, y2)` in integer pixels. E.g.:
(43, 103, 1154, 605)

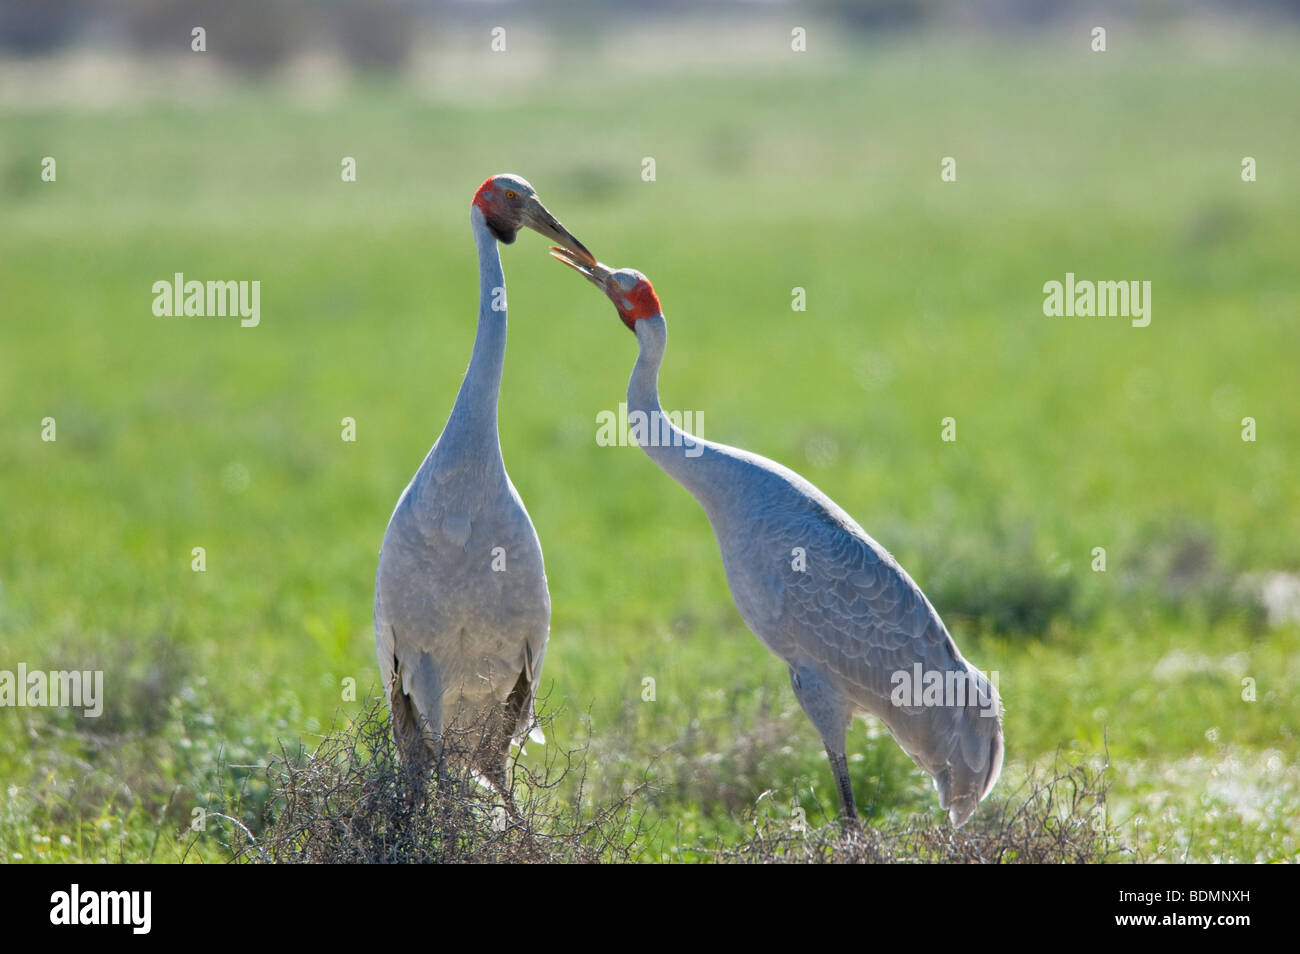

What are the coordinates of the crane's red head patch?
(609, 271, 661, 331)
(616, 281, 662, 331)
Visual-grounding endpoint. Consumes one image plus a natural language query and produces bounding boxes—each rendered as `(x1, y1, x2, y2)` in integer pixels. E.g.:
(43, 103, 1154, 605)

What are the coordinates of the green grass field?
(2, 26, 1298, 862)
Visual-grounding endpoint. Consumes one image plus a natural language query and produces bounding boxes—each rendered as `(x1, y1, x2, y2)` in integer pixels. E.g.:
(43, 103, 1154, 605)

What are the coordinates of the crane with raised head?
(551, 249, 1003, 827)
(374, 175, 594, 800)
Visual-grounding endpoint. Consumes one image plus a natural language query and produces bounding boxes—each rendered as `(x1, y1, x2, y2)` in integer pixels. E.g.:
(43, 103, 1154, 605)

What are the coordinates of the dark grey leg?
(788, 665, 858, 829)
(826, 748, 860, 829)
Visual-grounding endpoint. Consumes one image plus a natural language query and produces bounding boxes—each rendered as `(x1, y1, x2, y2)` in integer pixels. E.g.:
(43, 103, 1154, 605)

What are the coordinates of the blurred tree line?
(1, 0, 1298, 73)
(0, 0, 420, 72)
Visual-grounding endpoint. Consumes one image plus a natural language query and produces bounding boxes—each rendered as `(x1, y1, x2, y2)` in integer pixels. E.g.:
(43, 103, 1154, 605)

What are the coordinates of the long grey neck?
(448, 206, 508, 440)
(626, 314, 729, 511)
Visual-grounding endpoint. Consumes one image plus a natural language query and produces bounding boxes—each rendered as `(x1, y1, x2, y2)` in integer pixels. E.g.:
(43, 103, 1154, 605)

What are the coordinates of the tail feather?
(388, 655, 438, 769)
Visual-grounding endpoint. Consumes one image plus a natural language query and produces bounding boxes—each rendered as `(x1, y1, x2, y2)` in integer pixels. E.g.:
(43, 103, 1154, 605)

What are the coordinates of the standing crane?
(551, 250, 1003, 827)
(374, 175, 594, 799)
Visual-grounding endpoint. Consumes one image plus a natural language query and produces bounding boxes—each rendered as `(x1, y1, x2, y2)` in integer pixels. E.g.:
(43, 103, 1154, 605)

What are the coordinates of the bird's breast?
(439, 511, 473, 548)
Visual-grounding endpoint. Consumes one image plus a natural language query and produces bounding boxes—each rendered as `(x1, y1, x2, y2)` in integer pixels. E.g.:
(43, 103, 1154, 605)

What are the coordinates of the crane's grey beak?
(523, 197, 597, 267)
(549, 245, 612, 292)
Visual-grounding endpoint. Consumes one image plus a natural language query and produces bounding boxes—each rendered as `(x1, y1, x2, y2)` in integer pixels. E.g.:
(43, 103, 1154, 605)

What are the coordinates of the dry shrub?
(713, 755, 1125, 864)
(210, 698, 644, 864)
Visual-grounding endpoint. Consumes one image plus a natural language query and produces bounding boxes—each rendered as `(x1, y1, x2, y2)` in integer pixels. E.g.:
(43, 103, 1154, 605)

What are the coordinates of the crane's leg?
(470, 662, 533, 829)
(479, 760, 525, 827)
(788, 665, 858, 830)
(825, 748, 859, 826)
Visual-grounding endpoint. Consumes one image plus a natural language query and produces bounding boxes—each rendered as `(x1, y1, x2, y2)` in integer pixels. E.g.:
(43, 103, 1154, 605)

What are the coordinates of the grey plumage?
(374, 176, 592, 792)
(552, 255, 1004, 826)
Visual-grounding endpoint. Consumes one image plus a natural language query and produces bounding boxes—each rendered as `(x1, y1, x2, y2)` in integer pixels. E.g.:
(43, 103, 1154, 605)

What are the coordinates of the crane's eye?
(504, 189, 517, 200)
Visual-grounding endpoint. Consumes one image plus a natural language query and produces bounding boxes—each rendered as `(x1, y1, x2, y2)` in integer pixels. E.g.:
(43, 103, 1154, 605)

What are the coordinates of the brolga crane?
(374, 175, 594, 799)
(551, 250, 1003, 827)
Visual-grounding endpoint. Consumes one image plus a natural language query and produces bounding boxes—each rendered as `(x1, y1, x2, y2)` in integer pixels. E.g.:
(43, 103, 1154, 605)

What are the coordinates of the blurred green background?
(1, 1, 1297, 862)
